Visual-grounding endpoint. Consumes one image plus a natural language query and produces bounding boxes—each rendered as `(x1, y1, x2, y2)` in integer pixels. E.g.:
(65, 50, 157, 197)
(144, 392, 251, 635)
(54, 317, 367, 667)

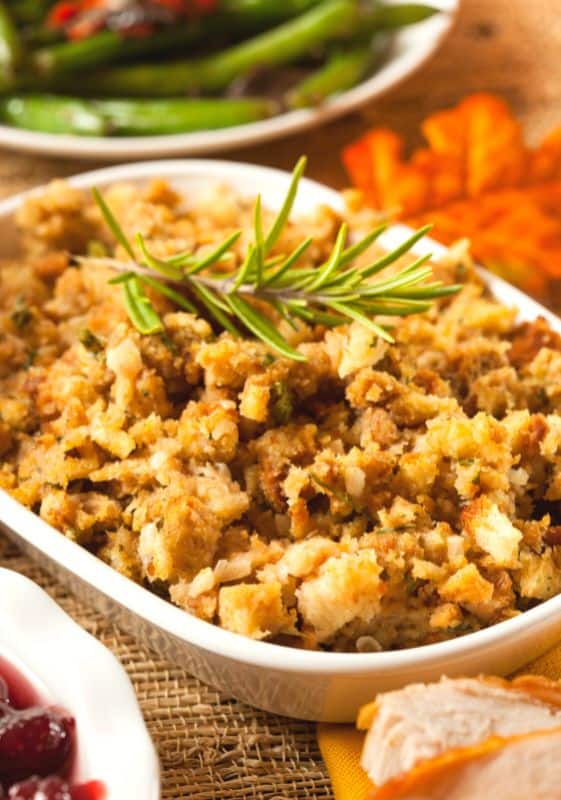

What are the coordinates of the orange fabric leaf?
(363, 130, 404, 209)
(342, 93, 561, 304)
(530, 126, 561, 181)
(410, 149, 464, 207)
(459, 94, 528, 196)
(421, 106, 466, 160)
(342, 139, 378, 205)
(382, 165, 431, 216)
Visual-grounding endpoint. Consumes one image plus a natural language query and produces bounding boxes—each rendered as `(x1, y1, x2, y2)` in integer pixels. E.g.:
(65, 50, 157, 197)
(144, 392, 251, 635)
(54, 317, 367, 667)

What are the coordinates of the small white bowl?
(0, 0, 458, 160)
(0, 568, 160, 799)
(1, 159, 560, 723)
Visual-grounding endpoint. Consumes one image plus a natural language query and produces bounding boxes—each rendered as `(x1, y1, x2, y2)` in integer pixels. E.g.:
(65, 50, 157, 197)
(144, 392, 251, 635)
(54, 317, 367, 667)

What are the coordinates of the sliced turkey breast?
(359, 675, 561, 787)
(369, 726, 561, 800)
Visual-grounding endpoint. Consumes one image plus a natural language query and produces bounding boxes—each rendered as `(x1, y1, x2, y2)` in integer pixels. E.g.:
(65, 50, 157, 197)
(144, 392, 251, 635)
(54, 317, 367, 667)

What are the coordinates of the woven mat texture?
(0, 2, 559, 796)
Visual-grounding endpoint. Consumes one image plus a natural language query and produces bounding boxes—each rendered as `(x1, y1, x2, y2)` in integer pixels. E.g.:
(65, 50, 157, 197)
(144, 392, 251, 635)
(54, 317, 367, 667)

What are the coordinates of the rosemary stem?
(85, 157, 461, 360)
(80, 255, 350, 308)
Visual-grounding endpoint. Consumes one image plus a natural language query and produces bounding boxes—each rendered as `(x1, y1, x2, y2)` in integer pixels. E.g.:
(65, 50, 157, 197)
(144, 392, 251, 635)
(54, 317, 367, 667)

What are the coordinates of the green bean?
(33, 14, 266, 76)
(95, 96, 276, 135)
(368, 3, 440, 31)
(219, 0, 322, 22)
(286, 46, 373, 108)
(33, 33, 111, 74)
(0, 2, 20, 87)
(286, 30, 394, 108)
(47, 0, 359, 97)
(32, 0, 319, 75)
(0, 94, 275, 136)
(0, 95, 107, 135)
(190, 0, 359, 90)
(0, 0, 442, 138)
(34, 27, 205, 75)
(32, 1, 336, 76)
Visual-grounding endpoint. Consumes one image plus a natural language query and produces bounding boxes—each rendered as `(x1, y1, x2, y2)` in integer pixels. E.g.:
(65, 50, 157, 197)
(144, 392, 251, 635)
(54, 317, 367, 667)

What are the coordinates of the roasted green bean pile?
(0, 0, 440, 137)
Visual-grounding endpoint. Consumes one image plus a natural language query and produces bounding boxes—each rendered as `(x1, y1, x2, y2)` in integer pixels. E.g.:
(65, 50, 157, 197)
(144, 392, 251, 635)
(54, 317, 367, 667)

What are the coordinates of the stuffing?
(439, 564, 494, 606)
(297, 551, 384, 643)
(138, 490, 221, 583)
(2, 177, 561, 651)
(462, 498, 522, 568)
(0, 422, 12, 457)
(177, 399, 239, 462)
(218, 581, 295, 640)
(516, 549, 561, 600)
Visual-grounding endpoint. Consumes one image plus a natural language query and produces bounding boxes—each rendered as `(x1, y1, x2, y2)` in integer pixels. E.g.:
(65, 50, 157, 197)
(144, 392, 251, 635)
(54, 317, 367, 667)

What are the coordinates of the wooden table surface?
(0, 0, 560, 197)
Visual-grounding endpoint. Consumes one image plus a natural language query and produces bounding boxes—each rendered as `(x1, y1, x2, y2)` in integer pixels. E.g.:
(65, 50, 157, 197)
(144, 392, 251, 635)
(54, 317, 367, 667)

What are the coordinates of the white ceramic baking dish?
(0, 568, 159, 798)
(1, 160, 560, 723)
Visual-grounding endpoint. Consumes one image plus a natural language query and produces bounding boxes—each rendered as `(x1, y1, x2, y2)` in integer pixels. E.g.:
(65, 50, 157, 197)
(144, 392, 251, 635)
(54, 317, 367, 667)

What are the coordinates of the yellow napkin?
(317, 644, 561, 800)
(318, 725, 371, 800)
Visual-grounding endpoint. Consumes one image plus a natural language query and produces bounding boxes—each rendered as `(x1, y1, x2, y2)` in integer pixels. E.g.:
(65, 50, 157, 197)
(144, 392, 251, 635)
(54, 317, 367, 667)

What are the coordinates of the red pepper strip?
(48, 0, 104, 29)
(48, 2, 80, 27)
(49, 0, 218, 40)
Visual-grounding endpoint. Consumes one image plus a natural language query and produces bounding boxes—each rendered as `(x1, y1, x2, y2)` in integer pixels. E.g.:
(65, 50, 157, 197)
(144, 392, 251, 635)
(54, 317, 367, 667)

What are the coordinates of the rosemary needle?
(84, 158, 461, 361)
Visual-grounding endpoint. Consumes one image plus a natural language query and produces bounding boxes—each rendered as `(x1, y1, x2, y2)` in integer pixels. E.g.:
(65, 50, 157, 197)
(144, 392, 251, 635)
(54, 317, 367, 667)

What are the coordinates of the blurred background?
(0, 0, 557, 190)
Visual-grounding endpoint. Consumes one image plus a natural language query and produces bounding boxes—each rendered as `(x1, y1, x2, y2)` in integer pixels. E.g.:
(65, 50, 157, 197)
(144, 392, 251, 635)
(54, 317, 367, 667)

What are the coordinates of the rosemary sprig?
(84, 157, 462, 361)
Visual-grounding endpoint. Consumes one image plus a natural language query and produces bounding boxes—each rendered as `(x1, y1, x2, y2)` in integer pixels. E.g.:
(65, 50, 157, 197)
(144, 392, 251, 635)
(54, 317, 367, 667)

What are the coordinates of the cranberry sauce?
(70, 782, 105, 800)
(0, 658, 105, 800)
(0, 659, 39, 710)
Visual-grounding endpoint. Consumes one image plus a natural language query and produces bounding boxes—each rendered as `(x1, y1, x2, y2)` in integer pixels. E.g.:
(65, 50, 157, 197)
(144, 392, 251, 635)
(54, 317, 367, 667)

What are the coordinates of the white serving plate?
(1, 159, 560, 724)
(0, 568, 160, 798)
(0, 0, 458, 160)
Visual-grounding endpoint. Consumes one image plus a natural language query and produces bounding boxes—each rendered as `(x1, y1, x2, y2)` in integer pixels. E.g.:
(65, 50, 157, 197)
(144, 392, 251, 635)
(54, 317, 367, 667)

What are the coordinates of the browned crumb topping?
(1, 177, 561, 652)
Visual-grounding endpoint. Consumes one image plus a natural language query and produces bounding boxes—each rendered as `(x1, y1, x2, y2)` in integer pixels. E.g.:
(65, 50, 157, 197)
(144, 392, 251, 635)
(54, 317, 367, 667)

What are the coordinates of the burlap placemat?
(0, 534, 332, 800)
